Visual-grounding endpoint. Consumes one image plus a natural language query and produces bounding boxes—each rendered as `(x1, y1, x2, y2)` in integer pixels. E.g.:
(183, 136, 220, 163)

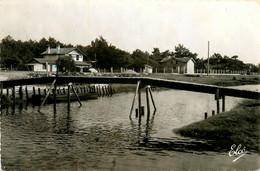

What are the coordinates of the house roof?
(144, 64, 153, 68)
(27, 56, 91, 67)
(41, 47, 86, 56)
(160, 56, 195, 63)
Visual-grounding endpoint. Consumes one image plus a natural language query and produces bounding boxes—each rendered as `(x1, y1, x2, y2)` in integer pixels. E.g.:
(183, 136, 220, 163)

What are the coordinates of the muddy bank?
(174, 100, 260, 152)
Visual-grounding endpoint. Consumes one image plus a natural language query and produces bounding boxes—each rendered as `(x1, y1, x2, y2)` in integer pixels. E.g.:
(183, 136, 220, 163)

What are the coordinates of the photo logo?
(228, 144, 247, 162)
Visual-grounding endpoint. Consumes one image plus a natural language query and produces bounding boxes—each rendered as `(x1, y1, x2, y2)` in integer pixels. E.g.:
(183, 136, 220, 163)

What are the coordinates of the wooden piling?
(146, 87, 150, 116)
(25, 86, 29, 102)
(71, 85, 82, 106)
(129, 81, 140, 120)
(38, 88, 41, 95)
(19, 86, 23, 100)
(141, 106, 145, 116)
(67, 84, 71, 111)
(12, 86, 15, 104)
(205, 112, 208, 119)
(102, 86, 105, 96)
(33, 87, 36, 96)
(216, 89, 220, 114)
(54, 82, 57, 109)
(222, 95, 225, 112)
(0, 82, 3, 106)
(38, 79, 57, 112)
(138, 85, 142, 122)
(148, 88, 157, 112)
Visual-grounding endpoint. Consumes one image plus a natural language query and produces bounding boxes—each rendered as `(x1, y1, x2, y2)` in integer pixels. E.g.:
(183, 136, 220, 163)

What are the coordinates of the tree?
(57, 56, 76, 72)
(174, 44, 197, 59)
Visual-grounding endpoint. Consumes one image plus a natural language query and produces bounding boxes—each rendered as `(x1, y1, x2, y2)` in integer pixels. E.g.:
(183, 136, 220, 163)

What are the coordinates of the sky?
(0, 0, 259, 64)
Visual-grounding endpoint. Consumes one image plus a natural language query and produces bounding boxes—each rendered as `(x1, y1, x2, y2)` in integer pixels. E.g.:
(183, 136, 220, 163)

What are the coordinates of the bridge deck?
(1, 76, 259, 100)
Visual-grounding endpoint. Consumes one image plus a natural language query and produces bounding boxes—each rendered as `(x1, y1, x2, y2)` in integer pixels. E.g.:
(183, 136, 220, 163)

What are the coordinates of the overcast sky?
(0, 0, 259, 64)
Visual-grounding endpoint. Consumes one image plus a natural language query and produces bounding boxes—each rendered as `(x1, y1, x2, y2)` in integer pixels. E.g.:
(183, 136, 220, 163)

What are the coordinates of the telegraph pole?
(207, 41, 210, 75)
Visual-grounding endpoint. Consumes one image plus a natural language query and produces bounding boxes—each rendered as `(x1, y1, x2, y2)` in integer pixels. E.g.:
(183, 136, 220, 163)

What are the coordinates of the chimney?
(47, 45, 50, 54)
(56, 44, 60, 54)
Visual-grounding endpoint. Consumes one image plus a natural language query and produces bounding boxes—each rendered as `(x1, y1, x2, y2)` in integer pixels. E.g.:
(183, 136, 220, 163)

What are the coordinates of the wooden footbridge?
(1, 76, 259, 120)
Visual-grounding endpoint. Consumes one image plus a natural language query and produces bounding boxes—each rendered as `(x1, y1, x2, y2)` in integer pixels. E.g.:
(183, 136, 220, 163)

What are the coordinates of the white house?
(160, 56, 195, 74)
(27, 45, 91, 72)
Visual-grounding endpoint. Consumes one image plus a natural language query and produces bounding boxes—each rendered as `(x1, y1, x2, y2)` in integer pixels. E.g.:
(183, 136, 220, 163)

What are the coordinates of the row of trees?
(0, 35, 259, 72)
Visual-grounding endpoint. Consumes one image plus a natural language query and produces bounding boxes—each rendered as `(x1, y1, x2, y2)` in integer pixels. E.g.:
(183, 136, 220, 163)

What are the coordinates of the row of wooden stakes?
(1, 84, 113, 104)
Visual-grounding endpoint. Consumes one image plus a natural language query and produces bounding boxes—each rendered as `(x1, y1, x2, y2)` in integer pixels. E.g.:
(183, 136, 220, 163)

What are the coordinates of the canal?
(1, 85, 259, 170)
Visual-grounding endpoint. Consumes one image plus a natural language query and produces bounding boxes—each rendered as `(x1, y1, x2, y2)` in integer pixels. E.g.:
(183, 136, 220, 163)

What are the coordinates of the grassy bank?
(174, 100, 260, 152)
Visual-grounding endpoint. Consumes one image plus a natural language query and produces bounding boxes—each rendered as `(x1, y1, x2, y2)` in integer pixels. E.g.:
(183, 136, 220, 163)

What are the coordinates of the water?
(1, 85, 259, 170)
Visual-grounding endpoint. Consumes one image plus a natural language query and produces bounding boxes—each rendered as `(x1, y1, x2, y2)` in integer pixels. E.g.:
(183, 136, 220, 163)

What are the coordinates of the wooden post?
(12, 86, 15, 104)
(222, 95, 225, 112)
(102, 86, 105, 96)
(163, 68, 165, 73)
(129, 81, 140, 120)
(148, 88, 156, 112)
(63, 88, 66, 94)
(54, 82, 57, 110)
(19, 86, 23, 100)
(7, 88, 9, 97)
(212, 110, 215, 116)
(44, 89, 47, 96)
(135, 108, 138, 118)
(71, 84, 82, 106)
(67, 84, 71, 111)
(146, 87, 150, 116)
(155, 68, 157, 73)
(38, 88, 41, 95)
(33, 87, 36, 96)
(25, 86, 29, 102)
(216, 89, 220, 114)
(141, 106, 145, 116)
(205, 112, 208, 119)
(0, 82, 3, 107)
(38, 79, 56, 112)
(138, 84, 142, 123)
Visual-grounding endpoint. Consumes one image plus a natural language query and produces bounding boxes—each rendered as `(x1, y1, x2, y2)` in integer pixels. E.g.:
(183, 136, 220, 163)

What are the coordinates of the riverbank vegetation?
(174, 100, 260, 152)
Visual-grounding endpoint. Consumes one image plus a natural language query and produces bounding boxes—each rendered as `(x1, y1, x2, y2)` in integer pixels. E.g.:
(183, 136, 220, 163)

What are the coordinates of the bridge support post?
(67, 83, 71, 111)
(129, 81, 140, 121)
(54, 81, 57, 112)
(222, 95, 225, 112)
(148, 87, 156, 112)
(216, 89, 220, 114)
(146, 87, 150, 117)
(138, 84, 142, 123)
(71, 84, 82, 107)
(12, 86, 15, 104)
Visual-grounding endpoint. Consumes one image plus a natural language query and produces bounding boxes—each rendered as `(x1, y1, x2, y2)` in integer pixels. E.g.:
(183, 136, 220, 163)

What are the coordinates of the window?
(69, 54, 72, 57)
(176, 61, 178, 64)
(76, 55, 79, 60)
(42, 64, 46, 70)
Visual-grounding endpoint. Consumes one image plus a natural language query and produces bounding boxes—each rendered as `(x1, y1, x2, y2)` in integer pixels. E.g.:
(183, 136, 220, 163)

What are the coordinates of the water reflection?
(1, 87, 259, 170)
